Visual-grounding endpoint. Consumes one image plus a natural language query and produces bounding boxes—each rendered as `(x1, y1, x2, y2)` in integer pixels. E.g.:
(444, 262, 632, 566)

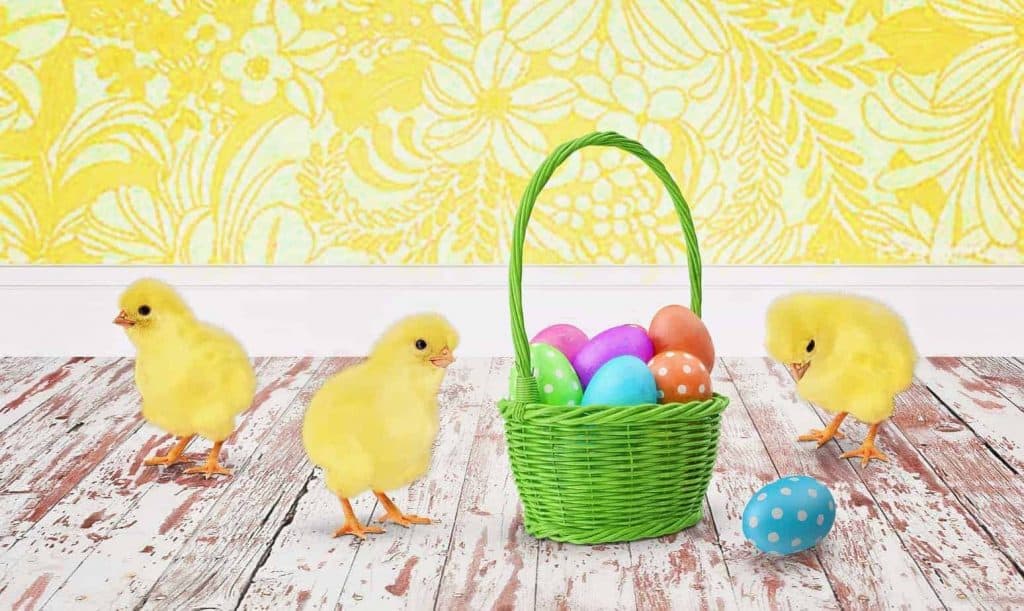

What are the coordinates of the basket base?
(521, 507, 704, 545)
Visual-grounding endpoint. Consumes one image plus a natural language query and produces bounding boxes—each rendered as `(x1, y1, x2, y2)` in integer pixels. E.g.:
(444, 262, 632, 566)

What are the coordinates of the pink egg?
(531, 324, 589, 363)
(572, 324, 654, 388)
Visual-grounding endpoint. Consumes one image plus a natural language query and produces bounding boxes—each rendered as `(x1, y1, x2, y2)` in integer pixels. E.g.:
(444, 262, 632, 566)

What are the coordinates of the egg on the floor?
(742, 475, 836, 555)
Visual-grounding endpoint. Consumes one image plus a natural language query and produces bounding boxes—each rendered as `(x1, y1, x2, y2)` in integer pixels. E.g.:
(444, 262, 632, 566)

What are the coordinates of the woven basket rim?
(498, 393, 729, 425)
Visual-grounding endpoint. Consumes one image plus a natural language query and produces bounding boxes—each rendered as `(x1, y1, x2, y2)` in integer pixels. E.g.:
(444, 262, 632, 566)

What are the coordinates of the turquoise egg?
(742, 475, 837, 555)
(581, 355, 658, 406)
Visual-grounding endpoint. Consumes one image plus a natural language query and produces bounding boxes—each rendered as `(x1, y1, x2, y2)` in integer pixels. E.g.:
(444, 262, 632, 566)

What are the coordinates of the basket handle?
(509, 131, 704, 399)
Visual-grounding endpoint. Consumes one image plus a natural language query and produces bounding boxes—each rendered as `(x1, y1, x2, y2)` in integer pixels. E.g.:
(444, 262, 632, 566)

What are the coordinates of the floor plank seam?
(12, 418, 150, 541)
(919, 383, 1021, 478)
(883, 399, 1024, 593)
(431, 357, 504, 611)
(696, 494, 739, 609)
(0, 360, 156, 602)
(910, 386, 1024, 580)
(0, 358, 83, 434)
(132, 358, 330, 609)
(625, 543, 637, 611)
(28, 359, 286, 609)
(233, 467, 317, 610)
(958, 358, 1024, 414)
(814, 412, 949, 607)
(962, 495, 1024, 581)
(531, 544, 539, 611)
(720, 359, 844, 607)
(866, 419, 964, 611)
(707, 364, 823, 609)
(335, 496, 382, 603)
(428, 454, 479, 611)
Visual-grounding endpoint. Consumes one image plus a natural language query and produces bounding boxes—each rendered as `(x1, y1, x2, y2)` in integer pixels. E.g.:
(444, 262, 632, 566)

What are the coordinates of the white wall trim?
(1, 265, 1021, 357)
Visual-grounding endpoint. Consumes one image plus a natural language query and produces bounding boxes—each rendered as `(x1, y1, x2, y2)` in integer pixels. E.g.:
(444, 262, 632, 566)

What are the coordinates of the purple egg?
(531, 324, 589, 363)
(572, 324, 655, 388)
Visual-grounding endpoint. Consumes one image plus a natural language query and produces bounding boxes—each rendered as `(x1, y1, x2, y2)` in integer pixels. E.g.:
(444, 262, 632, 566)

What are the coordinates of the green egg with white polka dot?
(508, 343, 584, 406)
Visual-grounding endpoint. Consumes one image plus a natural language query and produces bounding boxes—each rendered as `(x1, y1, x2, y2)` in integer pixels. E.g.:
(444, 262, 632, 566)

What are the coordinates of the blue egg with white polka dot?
(741, 475, 836, 555)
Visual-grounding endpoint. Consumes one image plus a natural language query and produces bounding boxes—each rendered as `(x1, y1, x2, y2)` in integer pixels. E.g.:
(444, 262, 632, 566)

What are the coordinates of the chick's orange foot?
(334, 521, 385, 540)
(374, 491, 433, 528)
(334, 497, 384, 539)
(379, 512, 432, 528)
(841, 423, 889, 467)
(184, 462, 232, 478)
(183, 441, 232, 478)
(143, 455, 191, 467)
(797, 412, 848, 447)
(797, 428, 846, 445)
(841, 443, 889, 467)
(143, 435, 193, 467)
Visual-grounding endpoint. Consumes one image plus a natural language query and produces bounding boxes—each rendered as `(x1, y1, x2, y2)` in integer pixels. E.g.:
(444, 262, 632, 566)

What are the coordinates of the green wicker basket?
(498, 131, 730, 545)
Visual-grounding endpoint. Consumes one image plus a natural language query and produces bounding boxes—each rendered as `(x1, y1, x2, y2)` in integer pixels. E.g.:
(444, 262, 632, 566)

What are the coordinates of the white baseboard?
(1, 265, 1021, 357)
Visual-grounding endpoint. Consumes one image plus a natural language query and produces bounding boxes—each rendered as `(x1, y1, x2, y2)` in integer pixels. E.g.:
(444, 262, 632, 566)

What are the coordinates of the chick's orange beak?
(429, 347, 454, 368)
(114, 310, 135, 327)
(790, 362, 809, 381)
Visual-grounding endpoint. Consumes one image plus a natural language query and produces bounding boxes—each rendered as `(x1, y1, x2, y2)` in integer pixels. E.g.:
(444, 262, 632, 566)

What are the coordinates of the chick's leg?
(374, 491, 432, 527)
(334, 497, 384, 539)
(841, 422, 890, 467)
(798, 412, 847, 446)
(143, 435, 193, 467)
(184, 440, 233, 478)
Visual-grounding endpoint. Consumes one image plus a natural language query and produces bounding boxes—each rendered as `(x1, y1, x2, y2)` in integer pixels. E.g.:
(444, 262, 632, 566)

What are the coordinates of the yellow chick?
(302, 313, 458, 539)
(765, 292, 917, 467)
(115, 279, 256, 477)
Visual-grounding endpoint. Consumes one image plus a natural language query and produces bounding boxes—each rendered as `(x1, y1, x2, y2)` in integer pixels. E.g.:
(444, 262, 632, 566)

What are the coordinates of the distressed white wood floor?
(0, 357, 1022, 610)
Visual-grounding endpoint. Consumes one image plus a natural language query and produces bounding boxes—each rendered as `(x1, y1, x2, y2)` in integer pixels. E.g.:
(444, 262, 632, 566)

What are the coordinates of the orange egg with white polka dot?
(648, 351, 712, 404)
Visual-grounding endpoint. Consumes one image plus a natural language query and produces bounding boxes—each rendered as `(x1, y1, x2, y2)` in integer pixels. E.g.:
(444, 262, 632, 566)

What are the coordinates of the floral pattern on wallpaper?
(0, 0, 1021, 264)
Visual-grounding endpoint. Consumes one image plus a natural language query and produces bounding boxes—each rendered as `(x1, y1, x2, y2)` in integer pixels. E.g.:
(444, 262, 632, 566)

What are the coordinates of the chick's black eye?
(138, 305, 151, 316)
(806, 339, 815, 352)
(415, 339, 427, 350)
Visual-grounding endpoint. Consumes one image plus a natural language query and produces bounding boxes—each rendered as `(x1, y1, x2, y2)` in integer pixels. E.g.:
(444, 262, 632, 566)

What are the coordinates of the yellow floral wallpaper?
(0, 0, 1021, 264)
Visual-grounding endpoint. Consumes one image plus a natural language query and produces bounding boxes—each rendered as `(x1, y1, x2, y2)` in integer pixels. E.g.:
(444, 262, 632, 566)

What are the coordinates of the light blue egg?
(741, 475, 836, 555)
(581, 355, 658, 406)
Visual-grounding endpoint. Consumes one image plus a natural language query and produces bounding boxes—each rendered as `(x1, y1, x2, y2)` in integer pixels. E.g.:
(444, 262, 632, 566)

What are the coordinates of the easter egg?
(742, 475, 837, 555)
(648, 305, 715, 372)
(508, 343, 583, 406)
(648, 351, 712, 403)
(573, 325, 655, 388)
(581, 356, 658, 406)
(531, 324, 589, 363)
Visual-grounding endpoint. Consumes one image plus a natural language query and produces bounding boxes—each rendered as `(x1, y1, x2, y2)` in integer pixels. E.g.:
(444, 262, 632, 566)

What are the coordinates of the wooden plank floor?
(0, 357, 1022, 610)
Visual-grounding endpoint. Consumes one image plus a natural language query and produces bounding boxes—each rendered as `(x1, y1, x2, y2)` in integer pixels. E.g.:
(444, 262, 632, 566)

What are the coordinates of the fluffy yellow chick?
(302, 313, 458, 539)
(115, 279, 256, 477)
(765, 292, 917, 467)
